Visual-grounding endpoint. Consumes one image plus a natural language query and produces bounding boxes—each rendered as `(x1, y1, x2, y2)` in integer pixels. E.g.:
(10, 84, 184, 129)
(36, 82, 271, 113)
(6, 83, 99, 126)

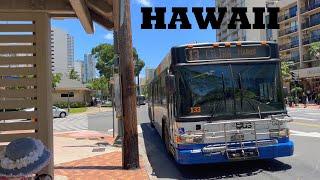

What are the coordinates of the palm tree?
(69, 69, 80, 81)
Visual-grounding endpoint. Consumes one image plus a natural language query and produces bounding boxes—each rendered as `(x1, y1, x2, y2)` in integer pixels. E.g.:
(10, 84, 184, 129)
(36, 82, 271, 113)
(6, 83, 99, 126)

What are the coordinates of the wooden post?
(118, 0, 140, 169)
(35, 12, 54, 176)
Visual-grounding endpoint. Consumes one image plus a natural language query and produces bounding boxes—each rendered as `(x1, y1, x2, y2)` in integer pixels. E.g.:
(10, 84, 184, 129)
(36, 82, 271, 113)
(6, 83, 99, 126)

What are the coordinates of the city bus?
(147, 41, 294, 165)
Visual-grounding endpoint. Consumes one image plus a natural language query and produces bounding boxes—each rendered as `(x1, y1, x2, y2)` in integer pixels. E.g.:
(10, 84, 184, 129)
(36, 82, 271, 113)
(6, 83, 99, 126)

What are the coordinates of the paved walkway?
(288, 103, 320, 109)
(82, 107, 113, 115)
(53, 130, 149, 180)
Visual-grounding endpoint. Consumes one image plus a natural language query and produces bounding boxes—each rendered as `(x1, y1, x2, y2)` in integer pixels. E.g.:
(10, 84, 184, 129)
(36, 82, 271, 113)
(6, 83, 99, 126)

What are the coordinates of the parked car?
(104, 100, 112, 106)
(23, 106, 68, 118)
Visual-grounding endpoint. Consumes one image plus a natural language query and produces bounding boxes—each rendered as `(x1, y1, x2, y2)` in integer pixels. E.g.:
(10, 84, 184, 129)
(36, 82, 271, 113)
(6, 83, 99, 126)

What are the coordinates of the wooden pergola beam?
(90, 10, 113, 30)
(87, 0, 113, 20)
(69, 0, 94, 34)
(0, 0, 74, 15)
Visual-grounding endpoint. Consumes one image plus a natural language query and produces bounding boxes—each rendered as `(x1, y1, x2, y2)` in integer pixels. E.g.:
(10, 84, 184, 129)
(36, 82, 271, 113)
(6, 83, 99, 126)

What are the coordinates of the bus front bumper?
(175, 140, 294, 165)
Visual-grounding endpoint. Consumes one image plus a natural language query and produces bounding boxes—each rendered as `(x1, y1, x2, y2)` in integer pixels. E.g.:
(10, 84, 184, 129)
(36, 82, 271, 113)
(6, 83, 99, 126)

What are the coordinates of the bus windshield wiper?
(210, 101, 221, 121)
(238, 73, 243, 110)
(221, 73, 227, 109)
(229, 65, 236, 115)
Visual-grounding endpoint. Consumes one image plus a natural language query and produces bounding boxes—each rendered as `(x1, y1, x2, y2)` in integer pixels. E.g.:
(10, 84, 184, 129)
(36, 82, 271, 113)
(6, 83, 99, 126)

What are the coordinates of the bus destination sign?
(186, 45, 270, 61)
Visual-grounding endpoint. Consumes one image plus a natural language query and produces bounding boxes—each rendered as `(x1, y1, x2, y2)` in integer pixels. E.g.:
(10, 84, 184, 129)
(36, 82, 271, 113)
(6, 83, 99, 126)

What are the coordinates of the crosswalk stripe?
(291, 130, 320, 138)
(291, 122, 320, 128)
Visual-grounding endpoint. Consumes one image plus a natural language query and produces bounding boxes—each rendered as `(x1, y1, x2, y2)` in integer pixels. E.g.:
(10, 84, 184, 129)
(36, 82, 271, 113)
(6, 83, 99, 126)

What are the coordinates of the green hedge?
(54, 102, 86, 108)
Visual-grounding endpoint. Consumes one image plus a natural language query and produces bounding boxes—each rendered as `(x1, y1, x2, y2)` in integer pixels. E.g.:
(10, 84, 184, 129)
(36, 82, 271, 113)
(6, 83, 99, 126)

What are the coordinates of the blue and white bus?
(148, 41, 294, 165)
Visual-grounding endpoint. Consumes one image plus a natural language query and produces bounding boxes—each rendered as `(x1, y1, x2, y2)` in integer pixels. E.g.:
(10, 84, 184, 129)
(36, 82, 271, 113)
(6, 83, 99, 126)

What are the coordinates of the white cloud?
(137, 0, 151, 6)
(104, 33, 113, 40)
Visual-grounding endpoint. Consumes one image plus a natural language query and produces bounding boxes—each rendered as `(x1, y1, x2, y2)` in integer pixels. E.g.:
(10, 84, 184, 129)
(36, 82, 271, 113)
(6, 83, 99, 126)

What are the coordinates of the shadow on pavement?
(140, 123, 292, 179)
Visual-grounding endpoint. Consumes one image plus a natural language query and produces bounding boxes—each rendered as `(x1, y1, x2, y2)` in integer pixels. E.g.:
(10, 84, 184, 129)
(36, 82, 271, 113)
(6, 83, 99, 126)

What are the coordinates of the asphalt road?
(53, 111, 114, 133)
(137, 105, 320, 180)
(53, 105, 320, 179)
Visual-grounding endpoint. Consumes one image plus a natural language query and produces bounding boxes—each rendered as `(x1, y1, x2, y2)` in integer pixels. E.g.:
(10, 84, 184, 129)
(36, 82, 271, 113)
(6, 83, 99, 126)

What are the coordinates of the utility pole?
(118, 0, 140, 169)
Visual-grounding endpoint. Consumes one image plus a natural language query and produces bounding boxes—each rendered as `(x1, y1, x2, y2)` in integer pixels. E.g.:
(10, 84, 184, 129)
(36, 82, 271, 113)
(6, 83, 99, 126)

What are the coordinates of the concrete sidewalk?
(81, 107, 113, 115)
(53, 130, 149, 180)
(288, 103, 320, 109)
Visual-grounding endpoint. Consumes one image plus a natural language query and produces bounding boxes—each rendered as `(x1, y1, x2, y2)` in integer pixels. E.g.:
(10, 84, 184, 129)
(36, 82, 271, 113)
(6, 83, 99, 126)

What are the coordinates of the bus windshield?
(176, 62, 285, 118)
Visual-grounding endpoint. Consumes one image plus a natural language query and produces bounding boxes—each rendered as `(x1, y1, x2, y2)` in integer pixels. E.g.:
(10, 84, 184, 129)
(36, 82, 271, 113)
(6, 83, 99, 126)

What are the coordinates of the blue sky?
(52, 0, 216, 77)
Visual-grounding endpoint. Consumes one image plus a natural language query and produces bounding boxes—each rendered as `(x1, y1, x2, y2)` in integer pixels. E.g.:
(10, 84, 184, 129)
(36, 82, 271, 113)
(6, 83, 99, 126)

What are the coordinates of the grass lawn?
(69, 107, 87, 114)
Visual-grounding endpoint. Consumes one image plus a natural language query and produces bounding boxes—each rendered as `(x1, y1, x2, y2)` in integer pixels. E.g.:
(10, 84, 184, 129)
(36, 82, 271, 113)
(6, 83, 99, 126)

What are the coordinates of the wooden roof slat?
(70, 0, 94, 34)
(0, 0, 115, 31)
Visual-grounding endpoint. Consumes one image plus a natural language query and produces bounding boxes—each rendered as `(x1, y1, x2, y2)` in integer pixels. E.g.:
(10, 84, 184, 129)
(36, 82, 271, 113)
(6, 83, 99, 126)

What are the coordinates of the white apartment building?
(216, 0, 268, 42)
(84, 53, 97, 83)
(74, 60, 84, 82)
(51, 28, 74, 76)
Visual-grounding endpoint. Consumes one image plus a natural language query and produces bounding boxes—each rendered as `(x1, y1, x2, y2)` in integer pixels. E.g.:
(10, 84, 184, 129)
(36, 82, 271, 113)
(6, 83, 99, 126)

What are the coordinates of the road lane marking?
(306, 113, 320, 115)
(292, 117, 318, 121)
(107, 125, 143, 134)
(291, 130, 320, 138)
(291, 122, 320, 128)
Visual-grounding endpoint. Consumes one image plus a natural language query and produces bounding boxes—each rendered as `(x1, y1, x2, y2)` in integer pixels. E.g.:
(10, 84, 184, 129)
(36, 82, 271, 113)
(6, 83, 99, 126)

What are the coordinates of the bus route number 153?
(191, 107, 201, 113)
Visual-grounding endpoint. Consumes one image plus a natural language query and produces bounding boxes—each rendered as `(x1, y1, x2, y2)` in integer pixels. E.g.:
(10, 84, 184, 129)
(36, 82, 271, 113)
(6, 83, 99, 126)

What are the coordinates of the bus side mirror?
(165, 75, 176, 93)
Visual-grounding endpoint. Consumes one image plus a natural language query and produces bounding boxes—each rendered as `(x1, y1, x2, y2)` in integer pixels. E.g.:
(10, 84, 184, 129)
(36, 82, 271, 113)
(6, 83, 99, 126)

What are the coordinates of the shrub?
(54, 102, 86, 108)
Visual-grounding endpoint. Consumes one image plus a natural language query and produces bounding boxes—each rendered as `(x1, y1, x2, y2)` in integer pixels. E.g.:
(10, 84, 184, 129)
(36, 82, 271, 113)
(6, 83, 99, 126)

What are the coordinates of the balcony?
(302, 19, 320, 29)
(279, 13, 296, 22)
(279, 40, 299, 51)
(282, 56, 300, 63)
(303, 35, 320, 45)
(279, 26, 298, 37)
(301, 2, 320, 14)
(303, 54, 312, 61)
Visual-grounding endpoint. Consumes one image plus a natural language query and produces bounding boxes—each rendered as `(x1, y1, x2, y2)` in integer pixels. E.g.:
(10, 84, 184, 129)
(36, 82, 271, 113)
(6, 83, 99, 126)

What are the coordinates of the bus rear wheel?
(162, 120, 171, 156)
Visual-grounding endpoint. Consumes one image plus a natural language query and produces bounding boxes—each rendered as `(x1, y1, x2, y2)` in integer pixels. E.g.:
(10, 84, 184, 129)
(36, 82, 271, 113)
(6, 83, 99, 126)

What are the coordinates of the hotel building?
(278, 0, 320, 94)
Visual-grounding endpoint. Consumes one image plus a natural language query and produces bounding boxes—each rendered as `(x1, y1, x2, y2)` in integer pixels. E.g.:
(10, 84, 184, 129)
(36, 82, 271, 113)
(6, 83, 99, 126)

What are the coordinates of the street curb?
(139, 134, 156, 180)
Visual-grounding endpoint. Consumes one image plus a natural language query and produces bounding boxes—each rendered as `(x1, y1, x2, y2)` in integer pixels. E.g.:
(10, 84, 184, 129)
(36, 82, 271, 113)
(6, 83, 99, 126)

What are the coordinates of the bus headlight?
(175, 133, 203, 144)
(269, 128, 289, 138)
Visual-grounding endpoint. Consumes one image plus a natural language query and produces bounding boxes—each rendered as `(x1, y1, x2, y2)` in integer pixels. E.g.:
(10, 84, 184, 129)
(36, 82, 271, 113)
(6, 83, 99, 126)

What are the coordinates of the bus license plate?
(231, 133, 244, 141)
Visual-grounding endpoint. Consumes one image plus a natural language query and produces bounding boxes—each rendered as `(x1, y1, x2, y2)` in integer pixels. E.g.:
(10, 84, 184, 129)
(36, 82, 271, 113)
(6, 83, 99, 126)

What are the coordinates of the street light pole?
(118, 0, 139, 169)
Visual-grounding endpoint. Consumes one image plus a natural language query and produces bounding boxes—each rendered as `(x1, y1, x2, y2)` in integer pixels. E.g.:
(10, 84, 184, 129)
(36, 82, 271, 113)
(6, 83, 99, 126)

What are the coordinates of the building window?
(61, 92, 74, 97)
(291, 36, 299, 46)
(310, 12, 320, 26)
(289, 5, 297, 18)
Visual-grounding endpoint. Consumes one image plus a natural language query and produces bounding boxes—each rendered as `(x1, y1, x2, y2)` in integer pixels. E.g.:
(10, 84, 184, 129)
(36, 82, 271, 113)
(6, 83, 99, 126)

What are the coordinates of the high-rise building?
(74, 60, 84, 82)
(278, 0, 320, 94)
(216, 0, 268, 42)
(51, 28, 75, 76)
(145, 67, 155, 83)
(67, 34, 75, 71)
(83, 53, 97, 83)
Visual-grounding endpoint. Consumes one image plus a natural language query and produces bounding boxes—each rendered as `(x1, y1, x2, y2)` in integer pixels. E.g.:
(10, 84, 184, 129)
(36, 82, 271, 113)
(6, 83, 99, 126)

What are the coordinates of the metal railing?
(279, 13, 296, 22)
(279, 40, 299, 51)
(302, 19, 320, 29)
(303, 35, 320, 45)
(282, 55, 300, 63)
(301, 2, 320, 14)
(279, 26, 298, 37)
